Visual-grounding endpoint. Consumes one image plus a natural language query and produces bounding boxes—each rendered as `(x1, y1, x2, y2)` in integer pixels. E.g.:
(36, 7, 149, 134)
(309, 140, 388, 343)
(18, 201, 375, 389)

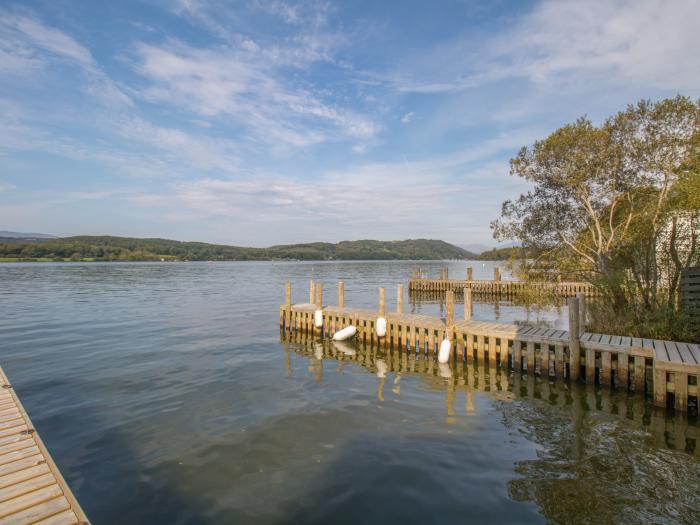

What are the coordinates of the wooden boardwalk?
(408, 278, 596, 297)
(408, 266, 597, 297)
(281, 280, 700, 413)
(0, 367, 88, 525)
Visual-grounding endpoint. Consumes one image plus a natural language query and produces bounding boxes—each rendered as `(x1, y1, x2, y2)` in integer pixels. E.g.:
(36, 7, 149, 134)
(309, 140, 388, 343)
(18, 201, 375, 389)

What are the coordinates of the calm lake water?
(1, 261, 698, 524)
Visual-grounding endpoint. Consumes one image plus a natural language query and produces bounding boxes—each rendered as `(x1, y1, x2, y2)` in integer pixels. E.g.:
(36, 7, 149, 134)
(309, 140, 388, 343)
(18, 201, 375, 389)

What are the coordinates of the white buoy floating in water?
(333, 325, 357, 341)
(375, 317, 387, 338)
(438, 337, 451, 363)
(314, 309, 323, 328)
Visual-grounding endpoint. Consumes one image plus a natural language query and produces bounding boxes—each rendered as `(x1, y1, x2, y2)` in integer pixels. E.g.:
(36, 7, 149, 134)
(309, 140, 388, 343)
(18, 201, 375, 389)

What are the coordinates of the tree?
(493, 96, 700, 335)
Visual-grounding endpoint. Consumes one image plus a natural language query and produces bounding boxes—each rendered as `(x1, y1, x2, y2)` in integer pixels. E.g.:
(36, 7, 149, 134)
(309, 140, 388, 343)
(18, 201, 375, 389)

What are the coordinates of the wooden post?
(285, 281, 292, 330)
(494, 267, 501, 281)
(467, 267, 473, 281)
(576, 293, 586, 336)
(653, 366, 667, 408)
(338, 281, 344, 308)
(379, 287, 385, 317)
(446, 291, 454, 327)
(315, 282, 323, 308)
(568, 297, 580, 380)
(397, 284, 404, 314)
(444, 267, 449, 280)
(463, 287, 472, 320)
(309, 280, 315, 304)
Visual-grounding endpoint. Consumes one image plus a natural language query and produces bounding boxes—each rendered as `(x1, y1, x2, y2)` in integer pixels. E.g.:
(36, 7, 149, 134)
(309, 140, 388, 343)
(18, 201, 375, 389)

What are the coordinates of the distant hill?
(476, 246, 528, 261)
(0, 231, 57, 243)
(0, 236, 475, 262)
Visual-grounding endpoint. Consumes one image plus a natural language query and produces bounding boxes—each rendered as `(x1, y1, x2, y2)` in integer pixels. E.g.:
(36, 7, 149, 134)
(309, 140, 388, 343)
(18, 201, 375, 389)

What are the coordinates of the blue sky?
(1, 0, 699, 246)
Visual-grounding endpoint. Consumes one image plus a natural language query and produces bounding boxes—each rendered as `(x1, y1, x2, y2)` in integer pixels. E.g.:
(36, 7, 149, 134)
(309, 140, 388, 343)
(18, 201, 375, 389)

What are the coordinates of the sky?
(1, 0, 699, 247)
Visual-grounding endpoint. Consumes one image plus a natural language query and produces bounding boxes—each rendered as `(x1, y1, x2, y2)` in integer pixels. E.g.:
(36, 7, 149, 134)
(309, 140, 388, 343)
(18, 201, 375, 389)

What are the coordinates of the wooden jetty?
(0, 366, 88, 525)
(282, 332, 700, 456)
(280, 280, 700, 413)
(409, 266, 597, 297)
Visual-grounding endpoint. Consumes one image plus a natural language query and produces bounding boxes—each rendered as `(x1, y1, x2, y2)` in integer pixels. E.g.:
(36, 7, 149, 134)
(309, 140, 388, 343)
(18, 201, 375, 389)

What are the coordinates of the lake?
(1, 261, 698, 524)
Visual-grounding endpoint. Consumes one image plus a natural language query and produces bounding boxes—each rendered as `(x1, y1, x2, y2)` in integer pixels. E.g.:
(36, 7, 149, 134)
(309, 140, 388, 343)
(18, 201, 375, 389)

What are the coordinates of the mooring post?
(397, 284, 404, 314)
(446, 290, 454, 327)
(315, 282, 323, 308)
(444, 267, 449, 280)
(379, 287, 386, 317)
(494, 267, 501, 281)
(285, 281, 292, 330)
(338, 281, 344, 308)
(467, 267, 473, 281)
(309, 280, 315, 304)
(576, 293, 586, 335)
(568, 296, 580, 381)
(463, 287, 472, 320)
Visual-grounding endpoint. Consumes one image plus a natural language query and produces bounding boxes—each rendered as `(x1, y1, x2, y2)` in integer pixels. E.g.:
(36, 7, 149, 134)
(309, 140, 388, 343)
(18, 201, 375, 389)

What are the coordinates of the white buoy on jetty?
(333, 325, 357, 341)
(438, 337, 451, 363)
(376, 317, 387, 337)
(314, 309, 323, 328)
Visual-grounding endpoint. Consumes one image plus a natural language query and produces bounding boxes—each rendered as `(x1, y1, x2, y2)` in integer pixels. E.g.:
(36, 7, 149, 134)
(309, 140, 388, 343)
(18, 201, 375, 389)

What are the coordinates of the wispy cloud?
(132, 39, 377, 147)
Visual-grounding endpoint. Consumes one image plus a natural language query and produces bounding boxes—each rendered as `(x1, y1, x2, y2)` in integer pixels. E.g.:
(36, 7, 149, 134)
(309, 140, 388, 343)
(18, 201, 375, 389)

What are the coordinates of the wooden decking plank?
(599, 334, 612, 345)
(688, 344, 700, 365)
(652, 340, 669, 361)
(0, 495, 70, 525)
(631, 337, 643, 348)
(676, 343, 696, 365)
(620, 336, 631, 347)
(0, 446, 41, 467)
(0, 473, 56, 505)
(0, 484, 65, 520)
(0, 454, 45, 478)
(0, 437, 34, 457)
(610, 335, 622, 346)
(663, 341, 683, 363)
(0, 465, 51, 491)
(33, 509, 80, 525)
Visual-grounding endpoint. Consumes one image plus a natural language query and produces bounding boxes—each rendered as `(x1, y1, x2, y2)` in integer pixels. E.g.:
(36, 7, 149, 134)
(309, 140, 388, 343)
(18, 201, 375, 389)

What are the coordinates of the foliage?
(493, 96, 700, 341)
(476, 246, 530, 261)
(0, 236, 475, 262)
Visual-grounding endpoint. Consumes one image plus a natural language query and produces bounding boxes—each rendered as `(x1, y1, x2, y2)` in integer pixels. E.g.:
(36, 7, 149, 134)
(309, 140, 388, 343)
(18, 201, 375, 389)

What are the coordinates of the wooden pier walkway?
(280, 280, 700, 413)
(408, 266, 597, 297)
(0, 367, 88, 525)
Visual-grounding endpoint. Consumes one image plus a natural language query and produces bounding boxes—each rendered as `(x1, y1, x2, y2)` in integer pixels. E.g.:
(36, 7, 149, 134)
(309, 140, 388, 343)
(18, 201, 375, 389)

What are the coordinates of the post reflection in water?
(281, 329, 700, 524)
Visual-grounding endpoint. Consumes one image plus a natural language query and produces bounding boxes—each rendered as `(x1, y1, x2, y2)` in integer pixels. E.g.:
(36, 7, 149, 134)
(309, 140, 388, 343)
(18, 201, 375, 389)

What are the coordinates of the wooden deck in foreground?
(0, 367, 88, 525)
(281, 281, 700, 413)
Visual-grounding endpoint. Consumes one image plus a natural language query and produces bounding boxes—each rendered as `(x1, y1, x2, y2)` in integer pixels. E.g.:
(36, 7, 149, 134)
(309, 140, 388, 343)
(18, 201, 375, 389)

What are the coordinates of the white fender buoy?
(333, 325, 357, 341)
(438, 337, 451, 363)
(314, 309, 323, 328)
(376, 317, 387, 337)
(333, 340, 356, 356)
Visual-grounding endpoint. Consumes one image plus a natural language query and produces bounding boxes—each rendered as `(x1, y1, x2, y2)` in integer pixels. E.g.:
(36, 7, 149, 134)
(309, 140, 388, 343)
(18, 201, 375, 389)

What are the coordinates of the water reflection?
(282, 331, 700, 524)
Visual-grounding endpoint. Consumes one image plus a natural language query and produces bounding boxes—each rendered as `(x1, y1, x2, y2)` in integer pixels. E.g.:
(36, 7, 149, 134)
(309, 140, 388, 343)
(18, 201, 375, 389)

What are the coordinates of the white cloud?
(490, 0, 700, 90)
(132, 40, 378, 147)
(385, 0, 700, 95)
(400, 111, 414, 124)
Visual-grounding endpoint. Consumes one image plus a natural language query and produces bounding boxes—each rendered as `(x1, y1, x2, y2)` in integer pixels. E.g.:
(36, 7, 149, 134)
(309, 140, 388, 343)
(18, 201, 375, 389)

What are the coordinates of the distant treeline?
(0, 236, 476, 262)
(475, 246, 528, 260)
